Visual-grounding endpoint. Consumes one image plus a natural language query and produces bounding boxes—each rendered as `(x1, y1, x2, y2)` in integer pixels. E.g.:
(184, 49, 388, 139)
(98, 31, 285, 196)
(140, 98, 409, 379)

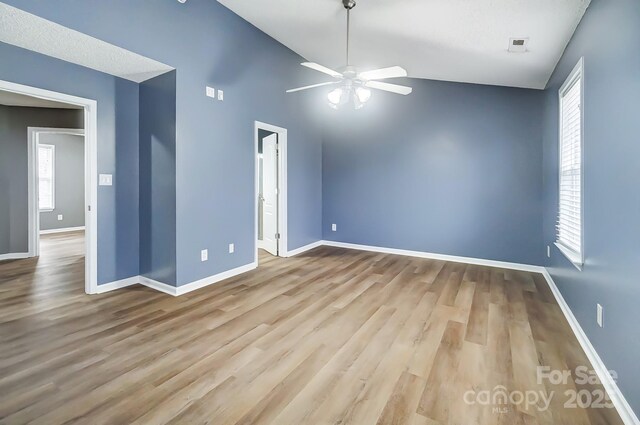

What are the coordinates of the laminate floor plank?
(0, 233, 625, 424)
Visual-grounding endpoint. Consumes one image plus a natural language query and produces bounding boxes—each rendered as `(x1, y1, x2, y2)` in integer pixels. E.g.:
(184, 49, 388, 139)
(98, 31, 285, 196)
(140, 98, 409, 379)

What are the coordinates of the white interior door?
(262, 133, 278, 256)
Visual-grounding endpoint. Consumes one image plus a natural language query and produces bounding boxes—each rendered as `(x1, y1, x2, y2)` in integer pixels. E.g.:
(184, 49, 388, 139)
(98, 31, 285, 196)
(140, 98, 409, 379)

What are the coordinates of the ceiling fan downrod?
(343, 0, 355, 66)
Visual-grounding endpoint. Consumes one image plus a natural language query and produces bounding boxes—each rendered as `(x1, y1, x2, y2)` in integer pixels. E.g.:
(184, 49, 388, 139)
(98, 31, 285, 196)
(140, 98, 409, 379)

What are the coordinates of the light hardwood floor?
(0, 232, 624, 424)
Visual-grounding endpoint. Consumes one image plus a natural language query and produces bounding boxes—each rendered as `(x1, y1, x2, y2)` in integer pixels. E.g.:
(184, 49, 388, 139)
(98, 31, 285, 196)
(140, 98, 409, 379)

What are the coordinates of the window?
(556, 58, 584, 269)
(38, 144, 55, 211)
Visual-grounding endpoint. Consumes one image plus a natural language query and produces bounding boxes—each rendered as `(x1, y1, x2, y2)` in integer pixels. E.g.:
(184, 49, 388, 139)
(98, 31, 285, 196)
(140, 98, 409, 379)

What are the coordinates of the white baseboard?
(138, 276, 178, 296)
(0, 252, 30, 261)
(176, 262, 257, 295)
(135, 262, 259, 297)
(95, 276, 139, 294)
(285, 240, 324, 257)
(542, 270, 639, 425)
(40, 226, 85, 235)
(321, 240, 545, 273)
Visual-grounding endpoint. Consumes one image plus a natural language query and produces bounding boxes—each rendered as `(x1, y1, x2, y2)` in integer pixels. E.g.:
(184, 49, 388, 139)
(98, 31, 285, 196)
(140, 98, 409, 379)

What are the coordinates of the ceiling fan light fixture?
(328, 88, 344, 106)
(355, 87, 371, 103)
(286, 0, 411, 108)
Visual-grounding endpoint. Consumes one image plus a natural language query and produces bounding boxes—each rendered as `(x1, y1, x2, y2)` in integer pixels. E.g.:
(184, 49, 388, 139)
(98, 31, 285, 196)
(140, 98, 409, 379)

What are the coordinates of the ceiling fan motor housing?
(343, 0, 356, 10)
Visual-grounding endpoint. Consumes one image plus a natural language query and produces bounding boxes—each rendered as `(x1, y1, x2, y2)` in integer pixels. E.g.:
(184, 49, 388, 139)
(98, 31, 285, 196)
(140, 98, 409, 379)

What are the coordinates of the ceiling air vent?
(508, 38, 529, 53)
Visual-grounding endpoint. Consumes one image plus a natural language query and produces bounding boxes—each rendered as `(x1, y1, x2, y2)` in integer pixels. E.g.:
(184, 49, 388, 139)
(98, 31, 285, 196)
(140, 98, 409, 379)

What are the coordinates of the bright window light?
(38, 144, 55, 211)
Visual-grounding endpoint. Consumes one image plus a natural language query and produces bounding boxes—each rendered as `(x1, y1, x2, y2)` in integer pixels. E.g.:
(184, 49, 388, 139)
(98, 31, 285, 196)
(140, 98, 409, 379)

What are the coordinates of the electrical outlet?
(57, 214, 63, 221)
(597, 304, 603, 327)
(331, 223, 337, 232)
(228, 243, 234, 254)
(206, 86, 215, 98)
(201, 249, 208, 262)
(547, 245, 551, 258)
(217, 90, 224, 101)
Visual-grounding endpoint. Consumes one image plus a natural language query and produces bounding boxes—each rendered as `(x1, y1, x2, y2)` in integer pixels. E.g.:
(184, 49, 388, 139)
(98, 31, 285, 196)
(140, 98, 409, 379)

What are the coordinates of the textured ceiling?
(218, 0, 590, 89)
(0, 90, 81, 109)
(0, 2, 173, 83)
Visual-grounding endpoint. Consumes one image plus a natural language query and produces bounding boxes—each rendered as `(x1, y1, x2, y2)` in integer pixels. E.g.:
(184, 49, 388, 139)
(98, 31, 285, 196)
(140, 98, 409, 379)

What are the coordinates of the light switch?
(99, 174, 113, 186)
(206, 86, 215, 98)
(217, 90, 224, 101)
(597, 304, 603, 327)
(201, 249, 208, 262)
(57, 214, 63, 221)
(228, 243, 234, 254)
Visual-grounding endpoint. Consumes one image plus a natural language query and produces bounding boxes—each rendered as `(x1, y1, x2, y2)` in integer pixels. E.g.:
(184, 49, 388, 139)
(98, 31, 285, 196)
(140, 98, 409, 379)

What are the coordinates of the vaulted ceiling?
(218, 0, 590, 89)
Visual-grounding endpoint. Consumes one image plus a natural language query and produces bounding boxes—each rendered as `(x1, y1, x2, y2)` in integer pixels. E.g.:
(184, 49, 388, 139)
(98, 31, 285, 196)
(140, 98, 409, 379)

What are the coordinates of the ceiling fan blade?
(286, 82, 336, 93)
(358, 66, 407, 81)
(365, 81, 413, 95)
(301, 62, 343, 79)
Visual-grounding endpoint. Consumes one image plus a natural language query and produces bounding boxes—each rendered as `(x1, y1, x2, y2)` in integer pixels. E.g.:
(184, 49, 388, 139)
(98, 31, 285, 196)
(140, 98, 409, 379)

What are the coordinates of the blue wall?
(3, 0, 323, 286)
(0, 42, 140, 284)
(139, 71, 177, 285)
(321, 79, 545, 266)
(542, 0, 640, 414)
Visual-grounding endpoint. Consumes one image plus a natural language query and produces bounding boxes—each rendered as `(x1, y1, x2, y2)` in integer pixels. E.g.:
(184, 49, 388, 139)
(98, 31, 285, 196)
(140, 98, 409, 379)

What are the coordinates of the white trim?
(285, 240, 323, 257)
(542, 270, 640, 425)
(321, 240, 545, 273)
(0, 252, 30, 261)
(95, 275, 138, 294)
(175, 262, 257, 296)
(254, 121, 288, 262)
(139, 276, 178, 296)
(40, 226, 86, 235)
(1, 79, 98, 296)
(137, 262, 258, 297)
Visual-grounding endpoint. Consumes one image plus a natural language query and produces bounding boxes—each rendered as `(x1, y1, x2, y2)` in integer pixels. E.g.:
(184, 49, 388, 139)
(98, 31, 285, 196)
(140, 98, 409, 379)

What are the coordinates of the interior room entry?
(260, 132, 279, 256)
(0, 79, 99, 294)
(255, 121, 288, 261)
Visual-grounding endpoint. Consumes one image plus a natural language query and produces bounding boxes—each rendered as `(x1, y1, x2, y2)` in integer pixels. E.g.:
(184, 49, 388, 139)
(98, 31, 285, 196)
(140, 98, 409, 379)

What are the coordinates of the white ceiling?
(0, 90, 81, 109)
(218, 0, 590, 89)
(0, 2, 173, 83)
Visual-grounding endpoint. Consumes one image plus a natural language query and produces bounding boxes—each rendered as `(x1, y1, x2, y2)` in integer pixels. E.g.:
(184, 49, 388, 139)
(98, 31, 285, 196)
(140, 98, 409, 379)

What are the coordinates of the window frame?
(555, 57, 585, 271)
(38, 143, 56, 212)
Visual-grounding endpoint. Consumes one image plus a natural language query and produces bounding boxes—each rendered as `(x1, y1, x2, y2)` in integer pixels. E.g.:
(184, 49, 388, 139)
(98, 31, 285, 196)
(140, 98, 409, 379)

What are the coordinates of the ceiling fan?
(286, 0, 412, 109)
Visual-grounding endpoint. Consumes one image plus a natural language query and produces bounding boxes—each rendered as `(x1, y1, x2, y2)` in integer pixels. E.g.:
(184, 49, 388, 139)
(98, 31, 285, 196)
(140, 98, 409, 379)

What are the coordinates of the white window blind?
(38, 144, 55, 211)
(557, 61, 583, 265)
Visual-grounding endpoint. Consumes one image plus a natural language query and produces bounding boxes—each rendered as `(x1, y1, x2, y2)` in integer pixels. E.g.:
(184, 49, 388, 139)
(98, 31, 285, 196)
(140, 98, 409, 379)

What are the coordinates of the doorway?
(255, 121, 288, 262)
(29, 127, 85, 256)
(0, 79, 98, 294)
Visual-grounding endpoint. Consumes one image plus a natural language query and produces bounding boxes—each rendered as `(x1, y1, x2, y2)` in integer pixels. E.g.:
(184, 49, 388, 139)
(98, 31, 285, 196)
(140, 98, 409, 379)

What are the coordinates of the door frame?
(28, 127, 85, 257)
(254, 121, 288, 262)
(1, 79, 99, 295)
